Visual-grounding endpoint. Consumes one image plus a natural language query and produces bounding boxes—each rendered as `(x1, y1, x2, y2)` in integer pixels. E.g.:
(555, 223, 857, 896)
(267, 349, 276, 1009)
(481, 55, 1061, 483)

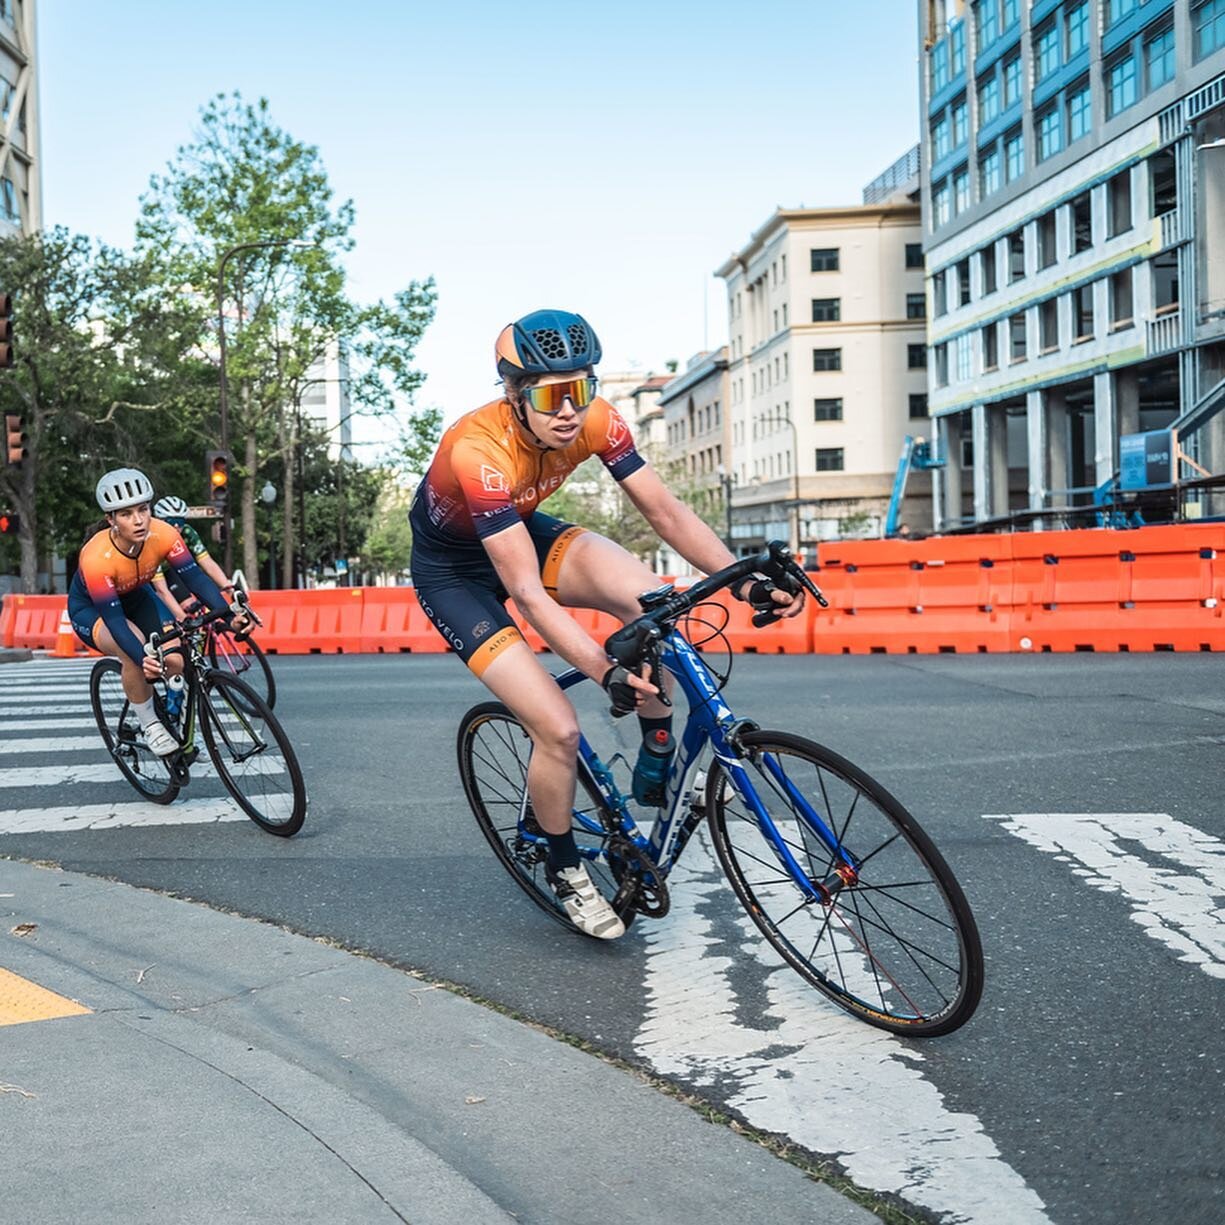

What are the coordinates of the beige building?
(0, 0, 38, 235)
(717, 194, 930, 554)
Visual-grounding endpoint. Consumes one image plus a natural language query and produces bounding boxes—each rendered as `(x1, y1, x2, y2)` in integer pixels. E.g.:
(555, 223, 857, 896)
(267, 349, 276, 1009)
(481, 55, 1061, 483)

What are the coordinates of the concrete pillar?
(972, 403, 990, 521)
(1093, 370, 1116, 484)
(989, 405, 1009, 517)
(939, 413, 964, 527)
(1046, 388, 1071, 506)
(1027, 389, 1047, 515)
(1116, 368, 1141, 437)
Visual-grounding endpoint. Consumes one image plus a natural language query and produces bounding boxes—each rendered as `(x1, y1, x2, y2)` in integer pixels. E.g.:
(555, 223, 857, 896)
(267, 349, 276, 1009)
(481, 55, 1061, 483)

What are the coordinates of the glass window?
(955, 334, 973, 381)
(813, 348, 842, 371)
(813, 398, 843, 421)
(1037, 104, 1063, 161)
(906, 292, 927, 319)
(1038, 210, 1057, 268)
(1066, 1, 1088, 58)
(982, 323, 999, 370)
(979, 74, 1000, 125)
(811, 248, 839, 271)
(1009, 312, 1027, 362)
(1108, 169, 1132, 236)
(1005, 128, 1025, 181)
(1067, 79, 1091, 143)
(1073, 283, 1094, 341)
(1108, 54, 1138, 117)
(1002, 0, 1019, 27)
(1109, 0, 1139, 24)
(1009, 228, 1025, 281)
(951, 21, 966, 74)
(815, 448, 845, 472)
(1040, 298, 1060, 350)
(908, 343, 928, 369)
(935, 344, 949, 387)
(957, 258, 972, 305)
(953, 167, 971, 215)
(931, 39, 950, 92)
(976, 0, 998, 52)
(811, 298, 841, 322)
(1003, 54, 1022, 108)
(933, 180, 951, 228)
(1071, 192, 1092, 252)
(933, 269, 948, 316)
(1111, 267, 1134, 329)
(0, 176, 18, 224)
(980, 245, 998, 295)
(979, 147, 1001, 198)
(951, 97, 968, 147)
(905, 242, 924, 268)
(909, 393, 929, 419)
(1145, 25, 1175, 91)
(1195, 0, 1225, 61)
(1036, 21, 1060, 81)
(933, 114, 951, 160)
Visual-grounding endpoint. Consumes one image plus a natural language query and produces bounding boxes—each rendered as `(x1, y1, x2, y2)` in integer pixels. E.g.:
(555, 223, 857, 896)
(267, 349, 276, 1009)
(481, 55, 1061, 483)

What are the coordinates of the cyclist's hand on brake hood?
(601, 663, 658, 717)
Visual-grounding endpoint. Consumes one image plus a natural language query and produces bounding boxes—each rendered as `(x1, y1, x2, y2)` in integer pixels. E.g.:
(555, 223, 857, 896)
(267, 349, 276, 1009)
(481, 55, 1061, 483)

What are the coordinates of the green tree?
(137, 92, 436, 587)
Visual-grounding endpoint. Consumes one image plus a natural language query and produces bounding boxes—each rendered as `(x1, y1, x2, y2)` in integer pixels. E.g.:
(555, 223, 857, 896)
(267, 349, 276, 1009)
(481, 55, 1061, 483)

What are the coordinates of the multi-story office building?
(300, 341, 352, 461)
(0, 0, 39, 236)
(920, 0, 1225, 529)
(716, 189, 929, 556)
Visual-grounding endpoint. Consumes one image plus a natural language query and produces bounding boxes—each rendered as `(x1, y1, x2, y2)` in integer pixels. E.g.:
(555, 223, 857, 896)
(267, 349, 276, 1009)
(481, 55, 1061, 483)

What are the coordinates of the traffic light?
(4, 414, 25, 466)
(205, 449, 232, 508)
(0, 510, 17, 535)
(0, 292, 12, 368)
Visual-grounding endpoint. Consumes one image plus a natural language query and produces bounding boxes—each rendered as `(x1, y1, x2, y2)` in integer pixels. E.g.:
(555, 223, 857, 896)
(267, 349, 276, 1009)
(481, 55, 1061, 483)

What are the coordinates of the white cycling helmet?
(96, 468, 155, 513)
(153, 495, 189, 519)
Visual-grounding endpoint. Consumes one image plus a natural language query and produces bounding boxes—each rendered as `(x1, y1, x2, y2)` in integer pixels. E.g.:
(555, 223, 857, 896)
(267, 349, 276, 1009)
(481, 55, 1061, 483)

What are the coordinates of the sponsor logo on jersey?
(481, 464, 510, 494)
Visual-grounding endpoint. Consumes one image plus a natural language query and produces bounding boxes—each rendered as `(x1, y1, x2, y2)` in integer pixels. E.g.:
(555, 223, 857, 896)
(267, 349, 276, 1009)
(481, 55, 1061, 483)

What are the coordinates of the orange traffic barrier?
(8, 595, 67, 649)
(359, 587, 449, 653)
(254, 588, 366, 654)
(0, 593, 15, 648)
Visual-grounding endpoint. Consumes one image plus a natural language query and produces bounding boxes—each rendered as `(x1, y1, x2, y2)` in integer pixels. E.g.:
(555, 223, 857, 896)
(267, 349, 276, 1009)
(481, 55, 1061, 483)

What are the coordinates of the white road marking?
(0, 796, 247, 834)
(635, 828, 1050, 1225)
(0, 757, 285, 788)
(985, 812, 1225, 980)
(0, 705, 97, 717)
(0, 718, 98, 730)
(0, 736, 100, 754)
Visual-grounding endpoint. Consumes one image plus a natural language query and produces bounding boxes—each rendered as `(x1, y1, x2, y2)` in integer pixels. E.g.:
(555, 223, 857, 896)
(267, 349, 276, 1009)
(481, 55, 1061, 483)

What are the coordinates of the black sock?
(545, 829, 581, 872)
(638, 713, 674, 744)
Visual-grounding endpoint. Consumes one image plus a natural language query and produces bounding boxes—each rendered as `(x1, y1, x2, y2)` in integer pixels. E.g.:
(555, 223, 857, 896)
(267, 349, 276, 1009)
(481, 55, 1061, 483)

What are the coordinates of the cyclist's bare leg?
(92, 619, 185, 705)
(554, 531, 673, 717)
(479, 640, 580, 836)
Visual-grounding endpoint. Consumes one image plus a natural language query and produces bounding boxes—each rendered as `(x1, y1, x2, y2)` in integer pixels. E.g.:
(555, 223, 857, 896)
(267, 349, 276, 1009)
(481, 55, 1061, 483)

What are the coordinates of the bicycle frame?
(541, 627, 858, 901)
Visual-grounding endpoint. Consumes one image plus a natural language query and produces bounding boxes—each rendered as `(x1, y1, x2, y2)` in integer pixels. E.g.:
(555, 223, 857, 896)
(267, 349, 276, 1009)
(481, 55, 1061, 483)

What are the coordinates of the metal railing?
(1158, 208, 1184, 249)
(1147, 309, 1182, 354)
(863, 145, 921, 204)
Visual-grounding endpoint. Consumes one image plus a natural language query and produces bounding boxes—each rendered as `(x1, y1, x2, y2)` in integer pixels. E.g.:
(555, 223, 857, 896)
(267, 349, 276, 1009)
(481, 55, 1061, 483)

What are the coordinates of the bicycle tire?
(707, 729, 983, 1036)
(89, 659, 180, 805)
(198, 670, 306, 836)
(457, 700, 633, 937)
(208, 628, 277, 709)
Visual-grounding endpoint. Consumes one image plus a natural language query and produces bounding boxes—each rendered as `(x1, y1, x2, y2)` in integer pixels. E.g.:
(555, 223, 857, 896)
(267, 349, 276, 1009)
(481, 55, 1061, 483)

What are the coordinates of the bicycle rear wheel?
(89, 659, 179, 804)
(198, 671, 305, 836)
(707, 730, 982, 1036)
(208, 628, 277, 709)
(457, 701, 631, 936)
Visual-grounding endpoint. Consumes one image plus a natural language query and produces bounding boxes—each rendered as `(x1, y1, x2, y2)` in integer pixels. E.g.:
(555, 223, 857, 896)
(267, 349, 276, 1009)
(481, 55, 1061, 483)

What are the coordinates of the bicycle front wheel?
(89, 659, 180, 805)
(707, 730, 982, 1036)
(208, 629, 277, 709)
(198, 671, 306, 836)
(457, 701, 630, 936)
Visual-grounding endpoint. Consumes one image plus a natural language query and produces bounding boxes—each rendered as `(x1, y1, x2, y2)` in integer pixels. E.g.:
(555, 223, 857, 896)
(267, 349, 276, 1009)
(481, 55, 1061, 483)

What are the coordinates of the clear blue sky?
(39, 0, 921, 443)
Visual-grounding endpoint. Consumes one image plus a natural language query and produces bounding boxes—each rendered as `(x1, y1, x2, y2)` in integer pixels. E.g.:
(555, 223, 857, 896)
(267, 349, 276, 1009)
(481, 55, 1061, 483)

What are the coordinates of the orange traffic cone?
(53, 609, 78, 658)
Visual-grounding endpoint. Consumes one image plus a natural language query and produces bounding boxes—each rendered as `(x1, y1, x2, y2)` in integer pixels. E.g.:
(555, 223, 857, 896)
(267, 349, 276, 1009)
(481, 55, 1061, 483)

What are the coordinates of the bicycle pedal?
(181, 746, 200, 768)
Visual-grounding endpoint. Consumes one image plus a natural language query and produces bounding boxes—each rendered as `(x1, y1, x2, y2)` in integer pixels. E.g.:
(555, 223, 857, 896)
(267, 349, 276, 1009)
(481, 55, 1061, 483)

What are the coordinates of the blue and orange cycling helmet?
(495, 310, 602, 381)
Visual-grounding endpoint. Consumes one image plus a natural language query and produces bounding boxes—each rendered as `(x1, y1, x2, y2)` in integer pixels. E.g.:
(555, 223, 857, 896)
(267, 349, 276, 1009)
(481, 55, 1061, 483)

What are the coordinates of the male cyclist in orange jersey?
(68, 469, 242, 757)
(410, 309, 804, 938)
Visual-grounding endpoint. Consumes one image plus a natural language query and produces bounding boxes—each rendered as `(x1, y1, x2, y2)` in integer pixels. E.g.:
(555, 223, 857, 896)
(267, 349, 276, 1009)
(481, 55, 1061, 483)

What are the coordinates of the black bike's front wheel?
(198, 671, 305, 836)
(707, 730, 983, 1036)
(89, 659, 180, 805)
(457, 701, 632, 937)
(208, 629, 277, 709)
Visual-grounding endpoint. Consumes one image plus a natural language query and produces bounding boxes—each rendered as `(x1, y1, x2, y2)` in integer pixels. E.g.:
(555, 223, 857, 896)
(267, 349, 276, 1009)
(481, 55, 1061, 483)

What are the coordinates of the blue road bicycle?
(458, 543, 983, 1036)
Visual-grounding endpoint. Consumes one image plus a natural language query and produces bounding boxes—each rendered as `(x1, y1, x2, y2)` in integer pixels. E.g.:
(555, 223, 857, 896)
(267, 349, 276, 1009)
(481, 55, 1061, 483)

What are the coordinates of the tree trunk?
(242, 428, 259, 587)
(281, 411, 296, 589)
(13, 450, 37, 593)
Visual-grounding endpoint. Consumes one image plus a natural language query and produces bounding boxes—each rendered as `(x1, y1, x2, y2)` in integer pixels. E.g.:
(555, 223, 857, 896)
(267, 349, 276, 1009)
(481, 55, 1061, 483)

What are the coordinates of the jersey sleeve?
(590, 400, 646, 482)
(163, 531, 228, 611)
(180, 523, 210, 558)
(451, 437, 521, 540)
(82, 570, 148, 668)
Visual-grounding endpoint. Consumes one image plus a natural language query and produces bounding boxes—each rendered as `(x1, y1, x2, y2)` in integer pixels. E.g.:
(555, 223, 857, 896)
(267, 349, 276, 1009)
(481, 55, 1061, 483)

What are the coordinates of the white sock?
(132, 697, 157, 728)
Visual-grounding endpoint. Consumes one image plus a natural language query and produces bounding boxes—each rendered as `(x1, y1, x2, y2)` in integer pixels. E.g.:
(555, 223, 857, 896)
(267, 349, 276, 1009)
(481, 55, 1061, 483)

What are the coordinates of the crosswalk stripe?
(0, 796, 248, 835)
(985, 812, 1225, 980)
(0, 736, 103, 754)
(0, 756, 285, 788)
(0, 718, 100, 730)
(0, 705, 94, 716)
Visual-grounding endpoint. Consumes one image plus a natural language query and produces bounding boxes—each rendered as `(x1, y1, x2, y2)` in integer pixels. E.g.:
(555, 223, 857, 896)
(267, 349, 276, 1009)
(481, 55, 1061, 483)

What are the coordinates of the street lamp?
(214, 237, 314, 572)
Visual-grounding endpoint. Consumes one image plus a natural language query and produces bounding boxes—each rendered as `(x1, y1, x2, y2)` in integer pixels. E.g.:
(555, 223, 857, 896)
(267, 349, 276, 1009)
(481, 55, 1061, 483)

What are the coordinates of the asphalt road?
(2, 649, 1222, 1224)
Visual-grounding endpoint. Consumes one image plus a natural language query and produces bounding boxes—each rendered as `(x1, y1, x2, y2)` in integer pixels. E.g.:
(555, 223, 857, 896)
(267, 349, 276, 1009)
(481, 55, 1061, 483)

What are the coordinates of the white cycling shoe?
(142, 720, 179, 758)
(548, 864, 626, 940)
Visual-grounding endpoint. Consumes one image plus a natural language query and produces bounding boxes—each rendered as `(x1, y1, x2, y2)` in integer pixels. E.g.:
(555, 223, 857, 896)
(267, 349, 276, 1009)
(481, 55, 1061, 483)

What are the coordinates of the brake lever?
(645, 642, 671, 708)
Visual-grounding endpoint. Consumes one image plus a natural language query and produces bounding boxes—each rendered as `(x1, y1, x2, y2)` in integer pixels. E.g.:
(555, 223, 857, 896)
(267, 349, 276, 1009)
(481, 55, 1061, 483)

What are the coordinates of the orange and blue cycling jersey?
(411, 395, 644, 550)
(67, 517, 227, 667)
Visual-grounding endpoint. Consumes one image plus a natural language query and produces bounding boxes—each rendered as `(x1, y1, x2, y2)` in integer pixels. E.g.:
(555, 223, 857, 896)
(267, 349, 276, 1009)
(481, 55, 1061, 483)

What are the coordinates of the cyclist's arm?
(150, 574, 189, 623)
(92, 589, 149, 669)
(481, 524, 612, 683)
(197, 552, 230, 590)
(163, 534, 228, 613)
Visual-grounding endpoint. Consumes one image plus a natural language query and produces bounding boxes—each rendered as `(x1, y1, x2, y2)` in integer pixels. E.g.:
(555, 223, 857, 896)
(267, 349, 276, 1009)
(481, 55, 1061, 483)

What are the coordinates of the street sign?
(335, 558, 349, 575)
(184, 506, 221, 519)
(1119, 429, 1176, 490)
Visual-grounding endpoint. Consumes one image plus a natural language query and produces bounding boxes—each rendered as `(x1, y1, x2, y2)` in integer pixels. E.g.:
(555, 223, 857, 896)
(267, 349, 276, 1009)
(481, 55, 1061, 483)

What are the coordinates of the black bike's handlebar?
(146, 589, 259, 658)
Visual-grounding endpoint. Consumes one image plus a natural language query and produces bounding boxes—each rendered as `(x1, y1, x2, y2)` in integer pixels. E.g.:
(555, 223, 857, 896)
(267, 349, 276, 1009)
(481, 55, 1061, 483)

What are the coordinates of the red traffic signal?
(4, 413, 25, 466)
(0, 510, 17, 535)
(0, 292, 12, 368)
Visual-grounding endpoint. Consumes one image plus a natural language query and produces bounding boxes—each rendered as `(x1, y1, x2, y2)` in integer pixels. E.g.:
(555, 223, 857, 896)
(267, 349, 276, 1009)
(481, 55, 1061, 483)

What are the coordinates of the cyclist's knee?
(530, 717, 580, 759)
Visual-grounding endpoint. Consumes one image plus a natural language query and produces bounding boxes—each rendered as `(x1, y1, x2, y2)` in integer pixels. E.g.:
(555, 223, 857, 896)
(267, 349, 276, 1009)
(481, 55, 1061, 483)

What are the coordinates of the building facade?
(920, 0, 1225, 529)
(716, 202, 929, 555)
(0, 0, 38, 236)
(300, 341, 352, 462)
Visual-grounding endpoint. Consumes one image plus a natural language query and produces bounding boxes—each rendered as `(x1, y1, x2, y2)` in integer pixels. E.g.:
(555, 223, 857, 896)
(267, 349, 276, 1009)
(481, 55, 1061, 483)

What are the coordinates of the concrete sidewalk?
(0, 859, 877, 1224)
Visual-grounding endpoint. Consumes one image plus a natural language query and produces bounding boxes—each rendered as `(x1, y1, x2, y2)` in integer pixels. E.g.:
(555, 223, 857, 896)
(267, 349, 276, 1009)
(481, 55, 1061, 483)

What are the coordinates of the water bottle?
(632, 729, 674, 807)
(164, 673, 185, 721)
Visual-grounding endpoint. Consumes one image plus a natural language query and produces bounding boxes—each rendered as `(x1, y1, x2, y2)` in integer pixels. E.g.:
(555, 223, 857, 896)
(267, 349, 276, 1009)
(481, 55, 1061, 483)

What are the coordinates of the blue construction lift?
(884, 435, 944, 537)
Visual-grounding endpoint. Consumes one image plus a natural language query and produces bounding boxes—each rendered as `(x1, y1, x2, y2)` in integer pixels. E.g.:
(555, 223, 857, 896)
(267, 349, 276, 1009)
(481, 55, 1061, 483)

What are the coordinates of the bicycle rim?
(208, 630, 277, 709)
(198, 671, 305, 835)
(457, 701, 630, 936)
(708, 730, 983, 1036)
(89, 659, 179, 804)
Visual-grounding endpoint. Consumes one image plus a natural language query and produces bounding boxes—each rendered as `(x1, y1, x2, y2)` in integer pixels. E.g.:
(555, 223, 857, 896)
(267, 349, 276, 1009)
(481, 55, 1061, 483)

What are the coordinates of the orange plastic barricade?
(8, 594, 67, 650)
(0, 593, 15, 647)
(710, 587, 814, 654)
(359, 587, 449, 653)
(254, 588, 366, 654)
